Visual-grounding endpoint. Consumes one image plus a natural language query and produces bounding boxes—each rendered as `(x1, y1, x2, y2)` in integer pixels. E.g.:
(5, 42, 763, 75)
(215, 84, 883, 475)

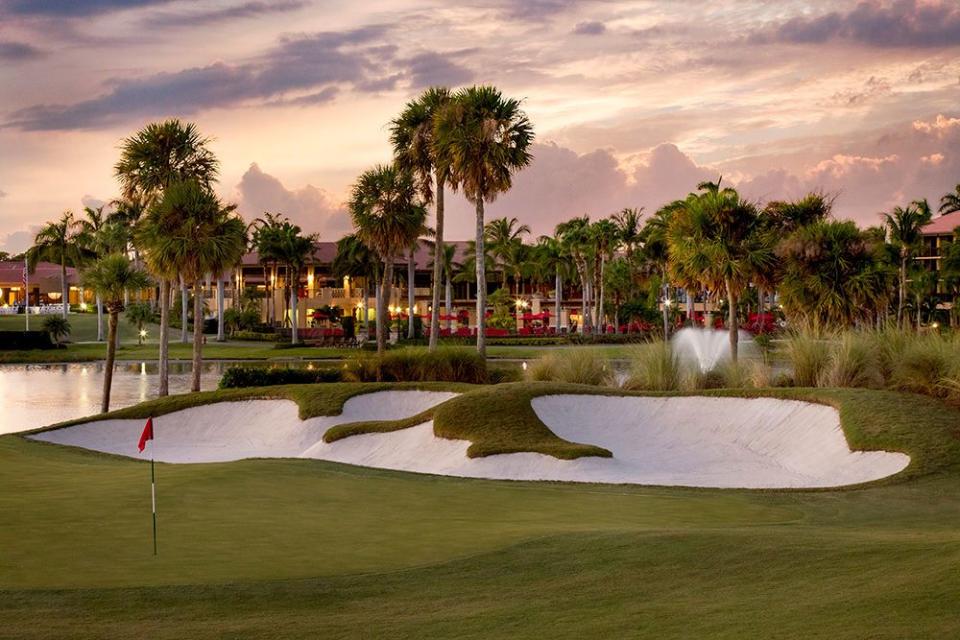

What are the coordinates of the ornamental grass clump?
(706, 359, 772, 390)
(889, 334, 954, 397)
(348, 347, 488, 384)
(526, 349, 613, 386)
(784, 331, 831, 387)
(818, 332, 882, 389)
(623, 341, 688, 391)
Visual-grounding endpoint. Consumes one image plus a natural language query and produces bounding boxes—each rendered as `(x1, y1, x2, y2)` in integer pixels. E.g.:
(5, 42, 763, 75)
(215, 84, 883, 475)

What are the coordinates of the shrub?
(819, 333, 882, 389)
(219, 366, 343, 389)
(232, 330, 281, 342)
(622, 342, 687, 391)
(347, 347, 488, 384)
(41, 316, 71, 345)
(784, 332, 831, 387)
(706, 359, 772, 389)
(889, 334, 955, 397)
(526, 349, 613, 386)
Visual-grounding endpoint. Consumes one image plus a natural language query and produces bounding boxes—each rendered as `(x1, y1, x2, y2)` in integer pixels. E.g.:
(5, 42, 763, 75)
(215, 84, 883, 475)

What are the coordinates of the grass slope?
(3, 383, 960, 638)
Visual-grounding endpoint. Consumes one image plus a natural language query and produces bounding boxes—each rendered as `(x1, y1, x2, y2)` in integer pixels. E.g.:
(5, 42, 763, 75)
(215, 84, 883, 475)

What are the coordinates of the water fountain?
(671, 327, 754, 372)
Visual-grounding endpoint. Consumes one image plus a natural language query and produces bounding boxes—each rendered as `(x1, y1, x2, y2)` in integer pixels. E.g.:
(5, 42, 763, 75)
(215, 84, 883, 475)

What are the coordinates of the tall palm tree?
(119, 119, 219, 397)
(250, 212, 288, 328)
(82, 254, 150, 413)
(485, 216, 531, 290)
(434, 85, 534, 356)
(638, 206, 674, 336)
(391, 86, 452, 351)
(535, 236, 569, 332)
(667, 186, 773, 361)
(429, 242, 459, 331)
(613, 207, 643, 259)
(333, 233, 379, 335)
(140, 180, 246, 392)
(274, 220, 318, 344)
(939, 184, 960, 215)
(348, 164, 427, 356)
(556, 217, 594, 334)
(29, 211, 82, 319)
(883, 201, 933, 328)
(590, 218, 620, 332)
(76, 205, 114, 341)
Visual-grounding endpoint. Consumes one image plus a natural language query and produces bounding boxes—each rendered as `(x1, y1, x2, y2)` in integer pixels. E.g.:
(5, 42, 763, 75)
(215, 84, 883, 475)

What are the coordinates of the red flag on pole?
(138, 417, 154, 452)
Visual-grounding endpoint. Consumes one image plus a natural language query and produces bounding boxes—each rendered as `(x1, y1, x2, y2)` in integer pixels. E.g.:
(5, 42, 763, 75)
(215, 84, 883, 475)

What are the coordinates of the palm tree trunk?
(554, 270, 561, 334)
(445, 273, 453, 331)
(61, 259, 68, 319)
(96, 294, 104, 341)
(374, 276, 381, 341)
(429, 180, 444, 351)
(662, 278, 670, 340)
(407, 250, 416, 339)
(475, 199, 487, 358)
(726, 279, 739, 362)
(686, 289, 695, 327)
(898, 257, 906, 329)
(180, 276, 189, 343)
(191, 281, 203, 393)
(378, 259, 393, 356)
(158, 279, 169, 397)
(598, 255, 606, 333)
(291, 275, 299, 345)
(216, 279, 225, 342)
(362, 280, 369, 336)
(101, 310, 118, 413)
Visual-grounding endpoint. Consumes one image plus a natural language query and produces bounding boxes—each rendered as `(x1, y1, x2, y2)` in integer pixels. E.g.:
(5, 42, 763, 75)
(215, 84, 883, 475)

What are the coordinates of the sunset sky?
(1, 0, 959, 253)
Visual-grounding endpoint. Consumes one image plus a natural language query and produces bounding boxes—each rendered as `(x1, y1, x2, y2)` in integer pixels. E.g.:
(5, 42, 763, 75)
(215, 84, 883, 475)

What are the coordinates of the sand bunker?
(30, 392, 909, 488)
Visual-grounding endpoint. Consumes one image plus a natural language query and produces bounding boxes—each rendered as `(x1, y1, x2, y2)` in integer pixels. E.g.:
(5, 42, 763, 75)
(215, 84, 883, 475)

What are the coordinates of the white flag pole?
(24, 257, 29, 331)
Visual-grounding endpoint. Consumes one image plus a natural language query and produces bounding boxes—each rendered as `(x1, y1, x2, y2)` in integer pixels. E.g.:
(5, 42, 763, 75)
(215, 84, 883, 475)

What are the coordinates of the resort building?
(919, 211, 959, 309)
(0, 260, 87, 314)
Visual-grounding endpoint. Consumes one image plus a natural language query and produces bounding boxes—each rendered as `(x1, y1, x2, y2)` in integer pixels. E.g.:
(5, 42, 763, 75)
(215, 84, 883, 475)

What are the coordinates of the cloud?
(750, 0, 960, 48)
(572, 21, 605, 35)
(236, 163, 351, 238)
(0, 40, 45, 61)
(1, 0, 177, 17)
(405, 51, 473, 89)
(0, 227, 39, 255)
(142, 1, 307, 28)
(5, 26, 399, 130)
(913, 114, 960, 135)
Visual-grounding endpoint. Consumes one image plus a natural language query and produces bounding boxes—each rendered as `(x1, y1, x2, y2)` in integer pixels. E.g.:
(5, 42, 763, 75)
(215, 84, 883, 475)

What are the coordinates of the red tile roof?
(923, 211, 960, 236)
(0, 261, 78, 286)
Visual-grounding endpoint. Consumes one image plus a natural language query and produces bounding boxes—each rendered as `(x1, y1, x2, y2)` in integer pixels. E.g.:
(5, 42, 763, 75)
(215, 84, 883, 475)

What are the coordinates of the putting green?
(3, 383, 960, 638)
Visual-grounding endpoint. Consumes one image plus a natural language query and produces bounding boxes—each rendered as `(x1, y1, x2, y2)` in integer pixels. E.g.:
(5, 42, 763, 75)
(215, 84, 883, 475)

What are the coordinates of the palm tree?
(250, 212, 289, 328)
(348, 164, 427, 356)
(333, 234, 379, 335)
(485, 216, 530, 291)
(391, 87, 452, 351)
(29, 211, 82, 319)
(667, 186, 773, 361)
(534, 236, 569, 332)
(125, 302, 156, 345)
(434, 85, 534, 356)
(429, 242, 459, 331)
(556, 216, 594, 334)
(778, 220, 893, 329)
(590, 218, 620, 332)
(613, 207, 643, 259)
(76, 205, 110, 341)
(119, 119, 220, 397)
(273, 220, 318, 344)
(82, 254, 151, 413)
(883, 201, 933, 328)
(140, 180, 246, 392)
(939, 184, 960, 215)
(638, 206, 674, 336)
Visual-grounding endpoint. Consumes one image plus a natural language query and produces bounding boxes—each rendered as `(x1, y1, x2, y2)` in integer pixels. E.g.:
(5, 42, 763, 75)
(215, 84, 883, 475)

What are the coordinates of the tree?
(778, 220, 893, 329)
(613, 207, 643, 259)
(82, 254, 151, 413)
(434, 85, 534, 356)
(429, 242, 459, 331)
(29, 211, 82, 319)
(332, 233, 379, 335)
(556, 217, 595, 334)
(939, 184, 960, 215)
(590, 218, 620, 332)
(76, 204, 129, 342)
(139, 180, 246, 392)
(273, 220, 318, 344)
(533, 236, 570, 332)
(883, 201, 933, 328)
(125, 302, 156, 345)
(391, 86, 452, 351)
(348, 164, 427, 357)
(667, 185, 773, 361)
(638, 205, 675, 337)
(485, 216, 530, 291)
(120, 119, 220, 397)
(42, 315, 71, 345)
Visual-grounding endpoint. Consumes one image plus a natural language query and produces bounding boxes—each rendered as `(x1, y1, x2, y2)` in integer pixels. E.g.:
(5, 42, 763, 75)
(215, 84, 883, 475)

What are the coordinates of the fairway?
(3, 383, 960, 638)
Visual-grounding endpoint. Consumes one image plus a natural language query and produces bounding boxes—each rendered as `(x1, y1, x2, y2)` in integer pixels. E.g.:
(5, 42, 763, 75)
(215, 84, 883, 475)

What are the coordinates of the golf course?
(3, 381, 960, 639)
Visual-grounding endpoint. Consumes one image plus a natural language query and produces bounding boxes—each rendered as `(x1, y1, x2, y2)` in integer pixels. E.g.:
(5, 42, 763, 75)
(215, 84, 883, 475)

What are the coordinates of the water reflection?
(0, 361, 305, 435)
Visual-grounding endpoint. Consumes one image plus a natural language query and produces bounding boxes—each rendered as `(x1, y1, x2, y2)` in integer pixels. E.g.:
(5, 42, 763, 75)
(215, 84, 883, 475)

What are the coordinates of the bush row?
(231, 330, 282, 342)
(219, 366, 343, 388)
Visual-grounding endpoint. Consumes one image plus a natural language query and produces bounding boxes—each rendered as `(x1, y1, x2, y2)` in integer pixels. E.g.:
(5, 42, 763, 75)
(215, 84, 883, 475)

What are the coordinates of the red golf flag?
(138, 417, 154, 453)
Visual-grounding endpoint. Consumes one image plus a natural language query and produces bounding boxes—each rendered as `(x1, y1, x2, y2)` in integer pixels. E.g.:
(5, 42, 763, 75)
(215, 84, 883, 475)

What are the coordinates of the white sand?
(30, 392, 910, 488)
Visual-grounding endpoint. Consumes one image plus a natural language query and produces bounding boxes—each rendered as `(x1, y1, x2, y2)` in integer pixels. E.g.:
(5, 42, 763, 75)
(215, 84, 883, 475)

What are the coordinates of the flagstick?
(151, 457, 158, 556)
(24, 257, 29, 331)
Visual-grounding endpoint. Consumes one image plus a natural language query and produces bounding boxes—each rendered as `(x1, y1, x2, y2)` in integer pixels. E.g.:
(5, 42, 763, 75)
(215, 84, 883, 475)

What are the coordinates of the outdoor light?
(139, 329, 148, 339)
(663, 299, 672, 307)
(932, 322, 940, 329)
(522, 361, 528, 371)
(79, 302, 88, 311)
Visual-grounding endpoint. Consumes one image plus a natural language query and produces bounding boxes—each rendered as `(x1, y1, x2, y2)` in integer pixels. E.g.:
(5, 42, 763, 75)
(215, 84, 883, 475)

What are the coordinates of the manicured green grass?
(0, 340, 353, 363)
(0, 313, 164, 344)
(3, 383, 960, 638)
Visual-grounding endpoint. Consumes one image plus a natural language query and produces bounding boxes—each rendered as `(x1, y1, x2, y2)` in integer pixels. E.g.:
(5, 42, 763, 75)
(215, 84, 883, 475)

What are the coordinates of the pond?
(0, 361, 304, 435)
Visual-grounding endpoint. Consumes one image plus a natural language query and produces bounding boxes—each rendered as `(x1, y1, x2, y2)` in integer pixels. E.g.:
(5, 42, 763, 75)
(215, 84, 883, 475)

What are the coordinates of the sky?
(1, 0, 959, 253)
